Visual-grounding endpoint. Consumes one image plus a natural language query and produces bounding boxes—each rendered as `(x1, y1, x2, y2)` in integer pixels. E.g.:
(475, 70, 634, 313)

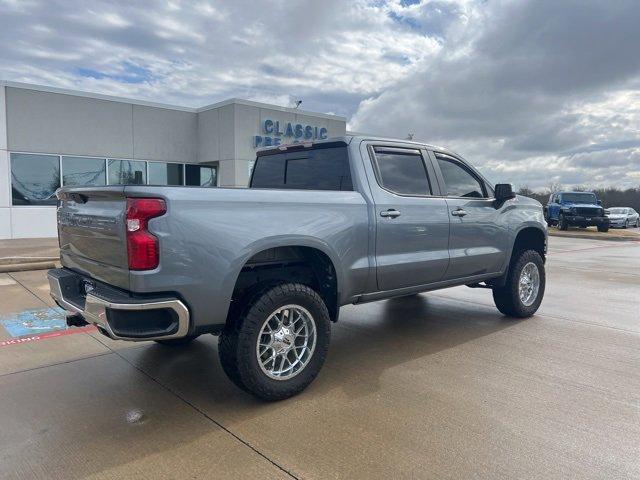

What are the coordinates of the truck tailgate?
(57, 187, 129, 290)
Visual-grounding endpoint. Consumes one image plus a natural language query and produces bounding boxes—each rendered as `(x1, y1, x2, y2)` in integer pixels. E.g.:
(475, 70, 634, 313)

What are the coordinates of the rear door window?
(371, 147, 432, 196)
(250, 146, 352, 191)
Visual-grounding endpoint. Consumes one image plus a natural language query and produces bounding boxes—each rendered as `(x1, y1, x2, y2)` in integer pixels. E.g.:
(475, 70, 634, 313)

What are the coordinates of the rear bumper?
(48, 268, 190, 342)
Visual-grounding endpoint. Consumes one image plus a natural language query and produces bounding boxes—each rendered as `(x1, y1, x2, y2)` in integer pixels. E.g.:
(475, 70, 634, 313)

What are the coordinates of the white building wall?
(132, 105, 197, 163)
(0, 85, 10, 239)
(197, 103, 236, 186)
(6, 87, 134, 158)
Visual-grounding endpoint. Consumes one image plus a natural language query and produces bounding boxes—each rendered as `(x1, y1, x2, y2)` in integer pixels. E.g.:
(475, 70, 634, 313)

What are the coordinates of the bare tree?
(546, 182, 562, 194)
(517, 185, 535, 196)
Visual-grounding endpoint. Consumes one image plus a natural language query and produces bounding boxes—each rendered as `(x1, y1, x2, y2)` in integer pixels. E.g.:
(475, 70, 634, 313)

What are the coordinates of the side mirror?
(495, 183, 516, 202)
(597, 200, 602, 205)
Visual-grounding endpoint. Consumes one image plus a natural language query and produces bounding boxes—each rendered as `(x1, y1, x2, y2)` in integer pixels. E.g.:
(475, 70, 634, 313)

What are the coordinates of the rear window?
(250, 146, 352, 191)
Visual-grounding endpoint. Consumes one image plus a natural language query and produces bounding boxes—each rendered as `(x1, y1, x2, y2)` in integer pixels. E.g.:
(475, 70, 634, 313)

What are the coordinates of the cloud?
(0, 0, 639, 189)
(350, 0, 640, 189)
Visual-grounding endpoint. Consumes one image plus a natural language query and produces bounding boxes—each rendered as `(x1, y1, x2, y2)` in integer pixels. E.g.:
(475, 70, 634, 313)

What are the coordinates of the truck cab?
(545, 191, 609, 232)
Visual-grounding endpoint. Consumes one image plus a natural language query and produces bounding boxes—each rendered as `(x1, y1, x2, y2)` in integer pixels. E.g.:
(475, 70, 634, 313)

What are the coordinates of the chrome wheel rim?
(518, 262, 540, 307)
(256, 305, 317, 381)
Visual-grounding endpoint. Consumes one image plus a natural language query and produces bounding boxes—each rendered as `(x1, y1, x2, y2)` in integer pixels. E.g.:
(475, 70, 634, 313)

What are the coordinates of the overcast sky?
(1, 0, 639, 190)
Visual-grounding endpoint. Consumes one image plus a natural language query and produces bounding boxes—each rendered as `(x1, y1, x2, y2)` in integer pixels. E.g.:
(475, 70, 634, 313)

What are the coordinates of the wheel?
(597, 225, 609, 232)
(558, 214, 568, 230)
(218, 283, 331, 401)
(636, 219, 639, 228)
(623, 220, 628, 229)
(492, 249, 545, 318)
(155, 334, 199, 346)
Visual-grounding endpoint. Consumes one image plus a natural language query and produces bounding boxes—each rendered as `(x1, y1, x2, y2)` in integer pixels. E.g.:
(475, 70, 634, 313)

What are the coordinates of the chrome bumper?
(48, 273, 190, 342)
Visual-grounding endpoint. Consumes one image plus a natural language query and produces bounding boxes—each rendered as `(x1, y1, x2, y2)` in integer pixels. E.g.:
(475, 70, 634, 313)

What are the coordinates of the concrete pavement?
(0, 236, 639, 479)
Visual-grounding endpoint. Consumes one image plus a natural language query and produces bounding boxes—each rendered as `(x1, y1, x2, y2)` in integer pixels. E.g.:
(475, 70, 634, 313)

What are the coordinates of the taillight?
(126, 198, 166, 270)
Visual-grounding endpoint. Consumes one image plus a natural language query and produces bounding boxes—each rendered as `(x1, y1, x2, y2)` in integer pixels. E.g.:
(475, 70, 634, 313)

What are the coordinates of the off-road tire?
(597, 225, 609, 232)
(218, 283, 331, 401)
(492, 249, 545, 318)
(155, 334, 199, 346)
(558, 214, 568, 230)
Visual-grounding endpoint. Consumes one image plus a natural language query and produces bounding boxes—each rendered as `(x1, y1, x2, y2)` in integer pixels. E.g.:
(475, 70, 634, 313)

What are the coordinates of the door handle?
(451, 208, 467, 217)
(380, 209, 401, 218)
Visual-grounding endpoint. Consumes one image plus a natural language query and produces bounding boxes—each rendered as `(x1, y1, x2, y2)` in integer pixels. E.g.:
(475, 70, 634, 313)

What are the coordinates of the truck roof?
(256, 135, 456, 157)
(557, 191, 596, 194)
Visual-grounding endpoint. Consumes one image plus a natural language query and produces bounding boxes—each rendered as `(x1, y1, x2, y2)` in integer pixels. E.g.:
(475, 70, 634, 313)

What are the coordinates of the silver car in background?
(607, 207, 639, 228)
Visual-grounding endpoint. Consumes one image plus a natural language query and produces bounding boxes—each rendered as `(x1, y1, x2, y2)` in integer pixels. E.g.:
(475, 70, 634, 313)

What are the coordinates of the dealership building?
(0, 81, 346, 239)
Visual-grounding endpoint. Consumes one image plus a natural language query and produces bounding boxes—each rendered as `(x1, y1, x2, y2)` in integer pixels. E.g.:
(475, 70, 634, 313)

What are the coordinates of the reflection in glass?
(62, 157, 107, 186)
(11, 153, 60, 205)
(148, 162, 184, 185)
(185, 165, 217, 187)
(108, 159, 146, 185)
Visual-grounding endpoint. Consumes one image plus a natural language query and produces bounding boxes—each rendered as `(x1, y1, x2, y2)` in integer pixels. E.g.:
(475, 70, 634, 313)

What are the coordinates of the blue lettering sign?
(304, 125, 313, 139)
(255, 120, 331, 148)
(285, 122, 294, 136)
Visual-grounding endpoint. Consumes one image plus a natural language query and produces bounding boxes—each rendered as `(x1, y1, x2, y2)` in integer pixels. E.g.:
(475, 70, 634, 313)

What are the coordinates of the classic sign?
(253, 119, 328, 148)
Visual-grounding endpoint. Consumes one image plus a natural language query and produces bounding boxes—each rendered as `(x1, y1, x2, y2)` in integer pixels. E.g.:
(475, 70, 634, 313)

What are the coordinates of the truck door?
(430, 152, 507, 280)
(367, 145, 450, 291)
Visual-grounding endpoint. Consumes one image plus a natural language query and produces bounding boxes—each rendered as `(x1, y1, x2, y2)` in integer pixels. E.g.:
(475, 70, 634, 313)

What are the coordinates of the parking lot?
(0, 236, 638, 479)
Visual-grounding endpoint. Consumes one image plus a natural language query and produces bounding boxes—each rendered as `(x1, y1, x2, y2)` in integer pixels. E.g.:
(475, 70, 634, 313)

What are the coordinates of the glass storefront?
(62, 156, 107, 187)
(10, 153, 218, 206)
(10, 154, 61, 205)
(108, 159, 147, 185)
(185, 165, 217, 187)
(148, 162, 184, 186)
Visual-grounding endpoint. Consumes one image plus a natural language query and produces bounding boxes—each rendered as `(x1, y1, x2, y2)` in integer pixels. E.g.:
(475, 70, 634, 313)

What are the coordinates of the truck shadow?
(125, 293, 522, 420)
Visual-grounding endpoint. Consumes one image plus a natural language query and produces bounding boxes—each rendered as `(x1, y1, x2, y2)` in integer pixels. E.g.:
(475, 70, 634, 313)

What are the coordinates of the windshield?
(562, 193, 597, 204)
(608, 208, 628, 214)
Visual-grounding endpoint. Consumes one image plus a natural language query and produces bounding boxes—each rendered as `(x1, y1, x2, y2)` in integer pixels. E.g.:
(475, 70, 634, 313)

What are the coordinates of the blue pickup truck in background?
(544, 191, 609, 232)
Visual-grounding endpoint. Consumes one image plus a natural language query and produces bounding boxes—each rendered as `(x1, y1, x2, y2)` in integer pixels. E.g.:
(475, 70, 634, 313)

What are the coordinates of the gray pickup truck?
(48, 135, 547, 400)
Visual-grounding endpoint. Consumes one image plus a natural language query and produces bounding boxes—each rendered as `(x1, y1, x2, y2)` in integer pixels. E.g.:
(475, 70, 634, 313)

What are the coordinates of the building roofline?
(0, 80, 346, 120)
(196, 97, 345, 121)
(0, 80, 197, 112)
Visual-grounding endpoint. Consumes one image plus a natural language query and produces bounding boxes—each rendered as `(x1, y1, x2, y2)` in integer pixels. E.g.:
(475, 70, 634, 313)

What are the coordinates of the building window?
(148, 162, 184, 186)
(62, 156, 107, 187)
(108, 159, 146, 185)
(186, 164, 217, 187)
(10, 153, 60, 205)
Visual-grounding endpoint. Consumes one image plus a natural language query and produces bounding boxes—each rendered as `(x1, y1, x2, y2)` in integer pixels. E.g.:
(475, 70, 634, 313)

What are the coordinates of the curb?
(548, 231, 640, 242)
(0, 261, 58, 273)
